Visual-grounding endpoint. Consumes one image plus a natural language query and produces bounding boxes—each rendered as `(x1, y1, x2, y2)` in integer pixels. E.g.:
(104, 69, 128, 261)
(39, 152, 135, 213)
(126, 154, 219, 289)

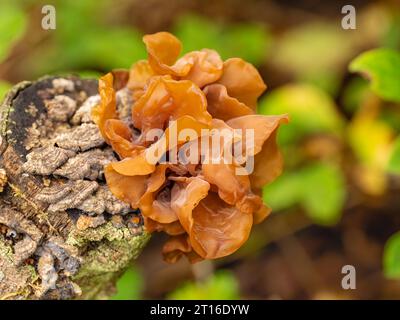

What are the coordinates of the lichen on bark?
(68, 222, 150, 299)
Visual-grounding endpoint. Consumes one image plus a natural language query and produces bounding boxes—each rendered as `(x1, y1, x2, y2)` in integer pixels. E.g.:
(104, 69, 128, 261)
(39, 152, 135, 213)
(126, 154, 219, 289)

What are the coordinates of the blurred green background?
(2, 0, 400, 299)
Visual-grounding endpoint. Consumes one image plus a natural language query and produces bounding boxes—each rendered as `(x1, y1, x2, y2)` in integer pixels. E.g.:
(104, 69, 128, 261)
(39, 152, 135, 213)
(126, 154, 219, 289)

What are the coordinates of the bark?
(0, 76, 149, 300)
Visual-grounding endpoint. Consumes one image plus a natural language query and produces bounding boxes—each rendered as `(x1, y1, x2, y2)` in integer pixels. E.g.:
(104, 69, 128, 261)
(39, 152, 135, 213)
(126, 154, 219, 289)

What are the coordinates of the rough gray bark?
(0, 76, 149, 300)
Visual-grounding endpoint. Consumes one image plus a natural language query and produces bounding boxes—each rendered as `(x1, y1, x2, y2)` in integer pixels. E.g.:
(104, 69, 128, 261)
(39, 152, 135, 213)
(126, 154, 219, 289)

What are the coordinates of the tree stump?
(0, 76, 149, 300)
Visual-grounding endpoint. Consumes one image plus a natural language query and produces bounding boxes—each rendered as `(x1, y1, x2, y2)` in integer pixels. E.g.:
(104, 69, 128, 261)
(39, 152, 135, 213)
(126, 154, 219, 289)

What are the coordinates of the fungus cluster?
(93, 32, 288, 263)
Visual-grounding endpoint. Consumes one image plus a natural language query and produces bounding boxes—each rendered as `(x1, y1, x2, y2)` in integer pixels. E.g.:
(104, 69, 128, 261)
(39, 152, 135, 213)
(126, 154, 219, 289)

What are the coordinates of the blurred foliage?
(0, 2, 26, 95)
(349, 48, 400, 276)
(350, 49, 400, 102)
(0, 2, 26, 62)
(348, 49, 399, 196)
(384, 232, 400, 279)
(347, 102, 393, 195)
(31, 0, 146, 75)
(382, 13, 400, 50)
(168, 270, 240, 300)
(341, 77, 370, 113)
(388, 137, 400, 174)
(264, 162, 346, 225)
(270, 22, 355, 95)
(19, 2, 271, 80)
(300, 163, 346, 225)
(259, 84, 344, 146)
(173, 14, 270, 66)
(0, 81, 12, 101)
(111, 266, 143, 300)
(260, 84, 346, 225)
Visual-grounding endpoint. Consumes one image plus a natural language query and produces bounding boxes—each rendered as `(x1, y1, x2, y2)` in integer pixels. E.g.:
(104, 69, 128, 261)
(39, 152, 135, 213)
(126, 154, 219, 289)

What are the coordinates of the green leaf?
(349, 49, 400, 102)
(263, 162, 346, 226)
(258, 84, 344, 145)
(383, 232, 400, 278)
(0, 3, 27, 63)
(263, 172, 302, 211)
(168, 270, 240, 300)
(300, 163, 346, 226)
(111, 266, 143, 300)
(388, 137, 400, 174)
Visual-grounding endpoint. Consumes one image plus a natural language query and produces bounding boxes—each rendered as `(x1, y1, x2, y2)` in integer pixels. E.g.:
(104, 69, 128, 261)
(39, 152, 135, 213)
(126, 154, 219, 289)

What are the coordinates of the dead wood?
(0, 76, 149, 300)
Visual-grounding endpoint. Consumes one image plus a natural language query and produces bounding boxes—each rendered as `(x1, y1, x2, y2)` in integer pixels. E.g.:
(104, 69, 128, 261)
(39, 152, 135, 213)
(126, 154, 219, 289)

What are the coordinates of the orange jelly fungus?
(93, 31, 289, 263)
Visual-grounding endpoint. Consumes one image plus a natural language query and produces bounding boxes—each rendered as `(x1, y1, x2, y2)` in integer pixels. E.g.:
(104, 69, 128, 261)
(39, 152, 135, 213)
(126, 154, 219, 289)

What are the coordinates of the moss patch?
(67, 222, 150, 299)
